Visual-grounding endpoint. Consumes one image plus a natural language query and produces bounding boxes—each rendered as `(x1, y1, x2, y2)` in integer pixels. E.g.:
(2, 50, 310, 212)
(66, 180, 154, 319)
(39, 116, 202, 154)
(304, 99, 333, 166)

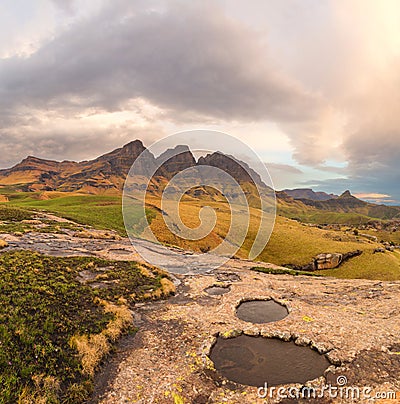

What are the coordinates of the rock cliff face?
(1, 141, 399, 223)
(155, 145, 196, 179)
(94, 140, 148, 176)
(197, 152, 265, 186)
(298, 190, 367, 210)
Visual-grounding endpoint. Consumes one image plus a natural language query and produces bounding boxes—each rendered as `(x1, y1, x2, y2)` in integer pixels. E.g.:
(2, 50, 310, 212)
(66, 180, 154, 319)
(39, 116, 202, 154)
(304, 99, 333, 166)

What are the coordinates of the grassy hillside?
(2, 192, 400, 281)
(278, 203, 373, 225)
(288, 192, 400, 220)
(144, 195, 400, 280)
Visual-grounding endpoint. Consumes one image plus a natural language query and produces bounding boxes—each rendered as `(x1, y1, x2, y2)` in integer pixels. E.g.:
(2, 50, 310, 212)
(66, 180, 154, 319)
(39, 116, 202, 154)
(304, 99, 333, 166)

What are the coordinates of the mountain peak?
(339, 190, 353, 198)
(155, 145, 196, 179)
(122, 139, 145, 149)
(197, 152, 265, 186)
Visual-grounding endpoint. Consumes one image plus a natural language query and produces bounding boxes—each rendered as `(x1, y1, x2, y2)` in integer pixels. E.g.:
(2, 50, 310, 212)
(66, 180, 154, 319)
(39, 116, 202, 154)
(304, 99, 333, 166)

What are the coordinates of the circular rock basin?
(236, 299, 288, 323)
(209, 335, 330, 387)
(204, 285, 231, 296)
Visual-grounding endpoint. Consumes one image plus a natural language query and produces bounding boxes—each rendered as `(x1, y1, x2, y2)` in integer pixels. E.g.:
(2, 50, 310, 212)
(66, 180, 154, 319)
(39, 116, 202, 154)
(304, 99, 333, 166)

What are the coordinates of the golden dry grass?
(160, 277, 176, 295)
(69, 333, 109, 377)
(69, 299, 133, 376)
(18, 374, 60, 404)
(143, 196, 400, 280)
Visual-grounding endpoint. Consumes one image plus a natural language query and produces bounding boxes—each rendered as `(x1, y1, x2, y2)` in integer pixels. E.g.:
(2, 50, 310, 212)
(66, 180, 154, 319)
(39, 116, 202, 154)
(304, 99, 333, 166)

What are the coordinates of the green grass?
(278, 206, 373, 225)
(361, 228, 400, 245)
(248, 216, 364, 265)
(0, 205, 34, 222)
(0, 250, 172, 404)
(6, 195, 155, 237)
(8, 195, 127, 235)
(0, 218, 84, 235)
(251, 266, 323, 277)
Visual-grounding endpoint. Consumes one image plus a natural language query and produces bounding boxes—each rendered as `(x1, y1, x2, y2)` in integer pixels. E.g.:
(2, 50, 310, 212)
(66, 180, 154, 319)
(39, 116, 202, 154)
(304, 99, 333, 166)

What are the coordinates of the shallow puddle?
(209, 335, 330, 386)
(108, 249, 132, 255)
(236, 299, 288, 323)
(204, 285, 231, 296)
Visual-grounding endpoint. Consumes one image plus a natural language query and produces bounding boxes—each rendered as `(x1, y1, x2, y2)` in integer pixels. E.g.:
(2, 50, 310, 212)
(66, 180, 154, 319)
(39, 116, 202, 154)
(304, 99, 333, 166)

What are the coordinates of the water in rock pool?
(209, 335, 330, 386)
(204, 286, 231, 295)
(236, 299, 288, 323)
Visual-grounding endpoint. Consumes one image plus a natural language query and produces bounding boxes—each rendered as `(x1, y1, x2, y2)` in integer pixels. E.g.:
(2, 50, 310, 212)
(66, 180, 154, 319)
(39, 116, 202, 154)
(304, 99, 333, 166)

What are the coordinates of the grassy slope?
(260, 216, 364, 265)
(0, 250, 173, 404)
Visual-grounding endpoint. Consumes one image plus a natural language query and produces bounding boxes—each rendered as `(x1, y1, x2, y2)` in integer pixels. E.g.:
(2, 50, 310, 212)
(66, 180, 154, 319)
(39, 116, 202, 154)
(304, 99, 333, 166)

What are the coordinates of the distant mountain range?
(282, 188, 338, 201)
(278, 189, 400, 220)
(0, 140, 399, 220)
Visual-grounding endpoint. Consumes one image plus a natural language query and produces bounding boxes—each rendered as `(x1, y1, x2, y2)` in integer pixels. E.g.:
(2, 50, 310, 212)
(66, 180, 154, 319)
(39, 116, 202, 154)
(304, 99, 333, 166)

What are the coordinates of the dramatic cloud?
(267, 0, 400, 200)
(0, 117, 164, 167)
(0, 0, 328, 166)
(0, 1, 321, 119)
(353, 193, 395, 204)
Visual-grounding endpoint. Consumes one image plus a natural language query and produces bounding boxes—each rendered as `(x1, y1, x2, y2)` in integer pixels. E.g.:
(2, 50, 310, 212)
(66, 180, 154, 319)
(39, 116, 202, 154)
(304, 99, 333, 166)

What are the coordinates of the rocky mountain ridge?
(0, 140, 266, 194)
(283, 188, 338, 201)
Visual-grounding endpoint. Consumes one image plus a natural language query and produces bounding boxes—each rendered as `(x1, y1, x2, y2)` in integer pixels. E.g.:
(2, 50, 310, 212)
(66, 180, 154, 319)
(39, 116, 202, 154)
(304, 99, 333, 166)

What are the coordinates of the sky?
(0, 0, 399, 204)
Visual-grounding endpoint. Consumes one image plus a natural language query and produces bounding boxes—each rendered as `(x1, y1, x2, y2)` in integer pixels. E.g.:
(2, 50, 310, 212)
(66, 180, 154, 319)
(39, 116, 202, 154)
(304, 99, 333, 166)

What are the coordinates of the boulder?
(290, 250, 363, 271)
(314, 253, 343, 270)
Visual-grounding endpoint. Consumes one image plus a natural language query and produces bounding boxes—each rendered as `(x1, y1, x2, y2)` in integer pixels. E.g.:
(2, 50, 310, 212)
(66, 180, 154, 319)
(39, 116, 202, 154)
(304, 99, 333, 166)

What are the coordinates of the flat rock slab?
(1, 230, 266, 275)
(95, 269, 400, 403)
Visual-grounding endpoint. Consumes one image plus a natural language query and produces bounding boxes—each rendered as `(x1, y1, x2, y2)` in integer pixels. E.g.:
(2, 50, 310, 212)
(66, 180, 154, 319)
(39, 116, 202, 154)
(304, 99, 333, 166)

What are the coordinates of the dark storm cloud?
(337, 87, 400, 204)
(0, 1, 320, 122)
